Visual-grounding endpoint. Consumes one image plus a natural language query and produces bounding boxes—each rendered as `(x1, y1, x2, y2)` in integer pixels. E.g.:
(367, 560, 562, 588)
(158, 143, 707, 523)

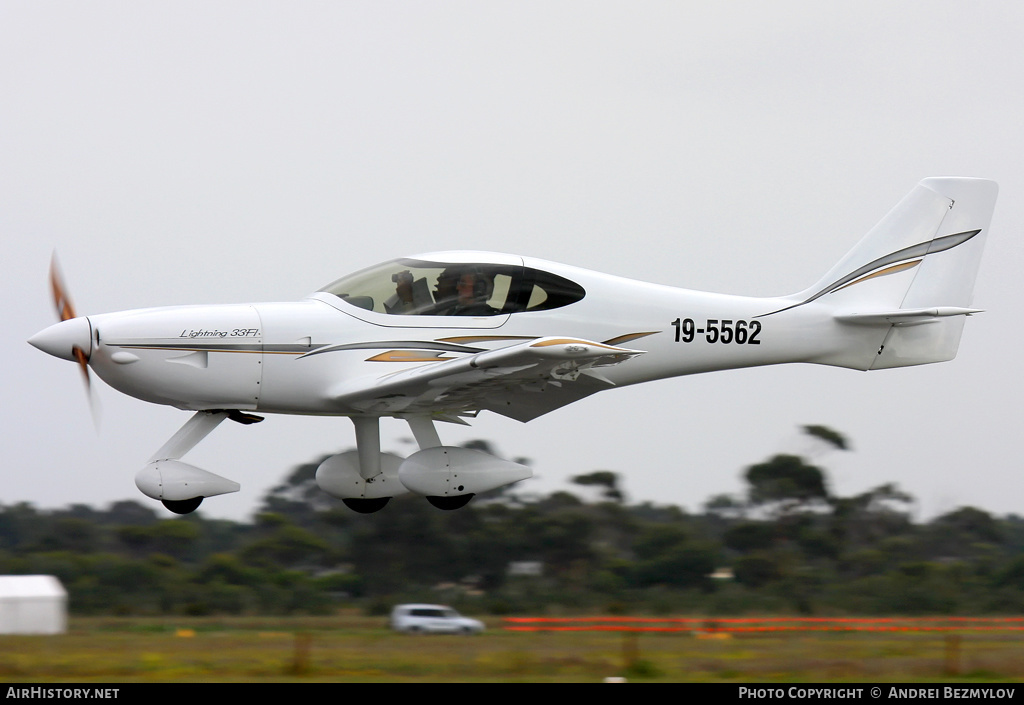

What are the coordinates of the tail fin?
(794, 177, 998, 369)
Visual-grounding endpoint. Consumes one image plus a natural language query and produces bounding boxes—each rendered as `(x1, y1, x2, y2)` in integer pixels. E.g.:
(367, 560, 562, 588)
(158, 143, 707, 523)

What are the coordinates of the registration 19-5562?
(670, 318, 762, 345)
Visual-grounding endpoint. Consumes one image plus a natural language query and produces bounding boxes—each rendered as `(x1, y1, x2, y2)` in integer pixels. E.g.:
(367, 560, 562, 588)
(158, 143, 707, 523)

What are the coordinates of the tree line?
(3, 428, 1024, 616)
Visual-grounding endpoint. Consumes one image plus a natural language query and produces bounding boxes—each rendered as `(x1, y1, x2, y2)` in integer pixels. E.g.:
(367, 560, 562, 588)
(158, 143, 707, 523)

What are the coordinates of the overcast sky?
(4, 1, 1023, 522)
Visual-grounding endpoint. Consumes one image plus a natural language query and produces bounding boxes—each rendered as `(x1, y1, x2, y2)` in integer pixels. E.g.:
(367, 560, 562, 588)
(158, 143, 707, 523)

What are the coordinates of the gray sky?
(4, 1, 1023, 522)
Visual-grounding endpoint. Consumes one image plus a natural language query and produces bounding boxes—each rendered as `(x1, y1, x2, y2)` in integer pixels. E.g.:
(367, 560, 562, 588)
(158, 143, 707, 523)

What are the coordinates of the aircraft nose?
(28, 317, 93, 361)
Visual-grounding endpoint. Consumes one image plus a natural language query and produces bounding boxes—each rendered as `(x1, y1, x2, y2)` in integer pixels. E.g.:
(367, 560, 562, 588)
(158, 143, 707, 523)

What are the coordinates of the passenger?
(391, 270, 416, 313)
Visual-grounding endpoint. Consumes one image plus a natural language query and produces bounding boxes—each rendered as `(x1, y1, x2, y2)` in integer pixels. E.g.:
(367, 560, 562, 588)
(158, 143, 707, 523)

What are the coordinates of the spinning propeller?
(29, 255, 100, 423)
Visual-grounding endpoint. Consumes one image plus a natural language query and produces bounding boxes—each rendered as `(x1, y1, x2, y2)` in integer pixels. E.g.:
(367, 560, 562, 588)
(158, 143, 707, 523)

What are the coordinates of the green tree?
(631, 525, 717, 590)
(571, 471, 625, 503)
(802, 425, 850, 451)
(745, 454, 828, 512)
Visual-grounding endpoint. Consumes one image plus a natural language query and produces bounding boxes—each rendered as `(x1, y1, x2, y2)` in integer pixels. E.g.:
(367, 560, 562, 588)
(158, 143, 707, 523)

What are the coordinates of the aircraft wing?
(329, 336, 646, 422)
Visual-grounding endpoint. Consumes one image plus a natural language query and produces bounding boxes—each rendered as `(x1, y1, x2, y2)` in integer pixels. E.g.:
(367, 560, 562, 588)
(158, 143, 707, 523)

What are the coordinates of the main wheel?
(342, 497, 391, 513)
(426, 494, 475, 511)
(162, 497, 203, 515)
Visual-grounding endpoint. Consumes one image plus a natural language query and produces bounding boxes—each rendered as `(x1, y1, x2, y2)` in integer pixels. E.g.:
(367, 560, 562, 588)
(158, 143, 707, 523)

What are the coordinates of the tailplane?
(791, 177, 998, 369)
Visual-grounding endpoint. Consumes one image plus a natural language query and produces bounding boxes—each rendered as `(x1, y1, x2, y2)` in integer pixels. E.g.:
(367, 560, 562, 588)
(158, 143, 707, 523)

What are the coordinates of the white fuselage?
(83, 258, 876, 419)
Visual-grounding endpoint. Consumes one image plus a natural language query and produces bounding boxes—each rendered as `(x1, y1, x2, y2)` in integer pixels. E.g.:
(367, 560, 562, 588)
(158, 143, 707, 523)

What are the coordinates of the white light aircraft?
(29, 177, 998, 515)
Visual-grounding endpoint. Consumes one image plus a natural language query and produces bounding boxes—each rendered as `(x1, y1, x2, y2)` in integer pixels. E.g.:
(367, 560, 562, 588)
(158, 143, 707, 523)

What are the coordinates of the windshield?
(320, 258, 585, 316)
(408, 608, 458, 618)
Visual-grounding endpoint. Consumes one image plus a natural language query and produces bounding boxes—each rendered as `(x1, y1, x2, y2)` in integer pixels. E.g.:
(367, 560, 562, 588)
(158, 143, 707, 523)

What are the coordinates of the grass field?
(1, 615, 1023, 682)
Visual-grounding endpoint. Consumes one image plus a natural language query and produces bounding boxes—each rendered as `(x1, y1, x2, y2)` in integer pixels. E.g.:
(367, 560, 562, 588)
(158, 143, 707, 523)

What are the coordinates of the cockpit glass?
(320, 259, 585, 316)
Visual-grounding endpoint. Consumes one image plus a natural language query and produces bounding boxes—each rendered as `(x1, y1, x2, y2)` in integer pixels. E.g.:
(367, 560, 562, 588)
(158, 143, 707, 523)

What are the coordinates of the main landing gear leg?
(341, 416, 391, 514)
(407, 415, 441, 450)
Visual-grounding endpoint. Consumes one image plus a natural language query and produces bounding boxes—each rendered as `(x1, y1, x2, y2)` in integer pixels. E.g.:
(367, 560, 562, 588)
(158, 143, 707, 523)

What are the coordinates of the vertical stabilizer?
(787, 178, 997, 369)
(869, 178, 997, 368)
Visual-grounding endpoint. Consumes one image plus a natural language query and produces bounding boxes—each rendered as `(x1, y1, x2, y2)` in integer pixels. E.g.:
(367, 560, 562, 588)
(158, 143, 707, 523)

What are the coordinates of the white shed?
(0, 575, 67, 634)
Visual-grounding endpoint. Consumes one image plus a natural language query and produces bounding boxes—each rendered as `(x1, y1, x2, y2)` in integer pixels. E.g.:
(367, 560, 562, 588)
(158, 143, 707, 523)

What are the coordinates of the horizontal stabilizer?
(836, 307, 984, 326)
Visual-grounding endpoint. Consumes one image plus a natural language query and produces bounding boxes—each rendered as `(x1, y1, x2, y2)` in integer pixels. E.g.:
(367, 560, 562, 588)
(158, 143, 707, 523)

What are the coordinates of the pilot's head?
(457, 270, 490, 304)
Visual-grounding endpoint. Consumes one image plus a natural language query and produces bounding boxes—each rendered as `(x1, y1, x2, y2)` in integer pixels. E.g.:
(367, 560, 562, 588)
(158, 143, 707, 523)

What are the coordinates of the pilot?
(448, 269, 497, 315)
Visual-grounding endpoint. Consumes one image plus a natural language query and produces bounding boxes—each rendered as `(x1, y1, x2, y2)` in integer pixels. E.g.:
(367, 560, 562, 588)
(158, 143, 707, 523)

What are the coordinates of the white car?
(389, 604, 485, 634)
